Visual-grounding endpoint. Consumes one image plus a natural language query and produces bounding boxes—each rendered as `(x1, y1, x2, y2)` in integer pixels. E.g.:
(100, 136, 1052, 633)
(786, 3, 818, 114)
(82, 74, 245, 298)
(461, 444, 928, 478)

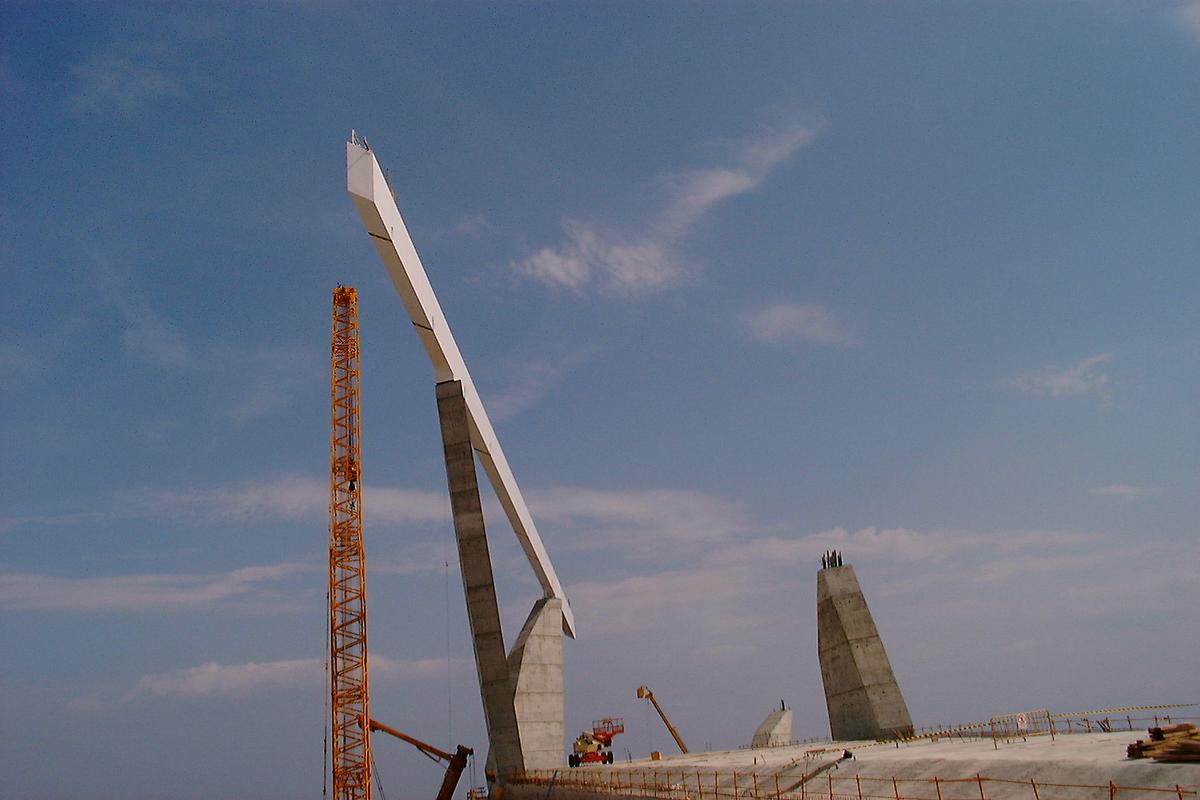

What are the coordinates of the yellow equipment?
(369, 719, 473, 800)
(569, 718, 624, 767)
(636, 685, 689, 754)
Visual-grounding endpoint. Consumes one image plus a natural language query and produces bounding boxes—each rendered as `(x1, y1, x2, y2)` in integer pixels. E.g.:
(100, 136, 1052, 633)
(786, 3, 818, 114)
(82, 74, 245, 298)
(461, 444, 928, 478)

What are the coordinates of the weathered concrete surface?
(437, 380, 524, 779)
(751, 708, 793, 748)
(514, 732, 1199, 800)
(508, 597, 565, 771)
(817, 564, 913, 741)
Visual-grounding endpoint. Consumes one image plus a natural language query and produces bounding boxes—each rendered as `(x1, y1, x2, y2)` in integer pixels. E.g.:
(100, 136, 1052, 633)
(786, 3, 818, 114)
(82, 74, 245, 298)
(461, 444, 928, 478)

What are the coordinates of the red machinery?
(569, 718, 625, 767)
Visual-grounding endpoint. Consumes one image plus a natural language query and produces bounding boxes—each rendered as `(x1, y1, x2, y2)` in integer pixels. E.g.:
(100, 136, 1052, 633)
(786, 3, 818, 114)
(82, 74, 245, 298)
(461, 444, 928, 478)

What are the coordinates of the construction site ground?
(512, 732, 1199, 800)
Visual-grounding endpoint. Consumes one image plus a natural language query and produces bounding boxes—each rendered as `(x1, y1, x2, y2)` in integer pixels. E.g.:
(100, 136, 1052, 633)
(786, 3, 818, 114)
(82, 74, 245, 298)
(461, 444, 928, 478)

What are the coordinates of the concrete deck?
(514, 733, 1198, 800)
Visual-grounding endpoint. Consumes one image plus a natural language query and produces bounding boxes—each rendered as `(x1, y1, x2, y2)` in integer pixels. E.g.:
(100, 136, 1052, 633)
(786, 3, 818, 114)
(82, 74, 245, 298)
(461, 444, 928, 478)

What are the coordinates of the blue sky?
(2, 3, 1198, 798)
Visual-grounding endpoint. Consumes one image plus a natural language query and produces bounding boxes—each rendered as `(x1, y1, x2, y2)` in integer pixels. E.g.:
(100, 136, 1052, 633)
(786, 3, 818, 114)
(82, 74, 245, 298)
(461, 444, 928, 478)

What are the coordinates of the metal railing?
(912, 711, 1198, 748)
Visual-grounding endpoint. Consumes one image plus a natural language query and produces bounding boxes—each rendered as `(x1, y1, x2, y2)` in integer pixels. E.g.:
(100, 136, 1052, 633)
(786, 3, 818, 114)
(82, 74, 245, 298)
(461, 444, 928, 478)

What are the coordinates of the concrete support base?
(437, 379, 566, 780)
(750, 708, 793, 748)
(437, 380, 524, 779)
(508, 597, 565, 771)
(817, 564, 913, 741)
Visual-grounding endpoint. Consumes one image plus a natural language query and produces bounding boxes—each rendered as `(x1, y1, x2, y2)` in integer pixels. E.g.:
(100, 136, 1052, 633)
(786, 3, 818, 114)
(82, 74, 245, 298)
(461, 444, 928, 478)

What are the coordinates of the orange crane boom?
(330, 286, 371, 799)
(368, 719, 473, 800)
(637, 685, 689, 754)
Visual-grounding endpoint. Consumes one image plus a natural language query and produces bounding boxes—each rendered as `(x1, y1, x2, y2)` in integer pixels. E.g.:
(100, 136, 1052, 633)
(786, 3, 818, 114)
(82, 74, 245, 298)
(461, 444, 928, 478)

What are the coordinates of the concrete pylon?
(507, 597, 564, 771)
(750, 707, 793, 748)
(817, 561, 913, 741)
(436, 380, 524, 778)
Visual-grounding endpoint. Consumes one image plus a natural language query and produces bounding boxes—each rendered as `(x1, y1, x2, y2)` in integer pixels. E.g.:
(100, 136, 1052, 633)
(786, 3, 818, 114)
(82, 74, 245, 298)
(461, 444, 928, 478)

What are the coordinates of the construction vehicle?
(369, 719, 473, 800)
(636, 685, 689, 754)
(569, 718, 625, 767)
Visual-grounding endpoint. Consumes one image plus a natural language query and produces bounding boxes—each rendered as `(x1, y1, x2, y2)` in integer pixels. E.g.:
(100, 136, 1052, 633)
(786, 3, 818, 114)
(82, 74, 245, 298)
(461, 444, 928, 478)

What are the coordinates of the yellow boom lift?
(636, 685, 689, 754)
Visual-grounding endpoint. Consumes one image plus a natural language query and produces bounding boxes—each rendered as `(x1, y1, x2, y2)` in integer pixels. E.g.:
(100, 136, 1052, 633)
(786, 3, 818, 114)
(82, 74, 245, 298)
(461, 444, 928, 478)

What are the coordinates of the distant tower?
(816, 554, 913, 741)
(750, 704, 793, 748)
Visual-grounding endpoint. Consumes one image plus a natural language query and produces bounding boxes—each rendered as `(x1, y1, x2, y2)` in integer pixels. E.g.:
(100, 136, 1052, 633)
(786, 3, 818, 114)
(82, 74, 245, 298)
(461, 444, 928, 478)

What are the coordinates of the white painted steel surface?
(346, 138, 575, 638)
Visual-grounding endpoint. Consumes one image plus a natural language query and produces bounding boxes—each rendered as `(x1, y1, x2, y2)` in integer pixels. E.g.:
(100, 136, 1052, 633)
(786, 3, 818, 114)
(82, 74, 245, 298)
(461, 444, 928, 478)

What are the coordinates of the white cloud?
(571, 565, 757, 640)
(120, 314, 192, 368)
(1008, 353, 1113, 400)
(0, 341, 36, 374)
(515, 238, 594, 290)
(562, 517, 1200, 657)
(1089, 484, 1163, 500)
(514, 221, 682, 296)
(486, 348, 597, 421)
(1179, 1, 1200, 41)
(86, 253, 318, 420)
(741, 303, 856, 346)
(529, 486, 751, 556)
(87, 253, 195, 368)
(133, 658, 320, 698)
(130, 654, 456, 699)
(656, 123, 818, 239)
(514, 120, 823, 296)
(127, 475, 450, 528)
(454, 214, 492, 237)
(0, 562, 311, 612)
(67, 55, 180, 116)
(2, 474, 450, 535)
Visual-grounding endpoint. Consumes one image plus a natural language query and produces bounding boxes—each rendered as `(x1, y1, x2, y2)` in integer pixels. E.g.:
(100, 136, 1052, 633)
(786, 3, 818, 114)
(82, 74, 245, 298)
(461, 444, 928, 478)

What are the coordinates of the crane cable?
(323, 588, 330, 799)
(445, 551, 453, 751)
(370, 748, 388, 800)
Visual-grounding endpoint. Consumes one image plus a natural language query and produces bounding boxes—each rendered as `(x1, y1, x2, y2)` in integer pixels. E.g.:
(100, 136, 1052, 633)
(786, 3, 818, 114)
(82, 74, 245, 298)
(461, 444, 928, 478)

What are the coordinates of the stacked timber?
(1127, 724, 1200, 762)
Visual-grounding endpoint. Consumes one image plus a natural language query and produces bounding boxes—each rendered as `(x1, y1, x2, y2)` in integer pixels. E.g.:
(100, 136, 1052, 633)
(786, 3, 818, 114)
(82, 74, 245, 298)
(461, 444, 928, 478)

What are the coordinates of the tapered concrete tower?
(817, 555, 913, 741)
(349, 137, 570, 785)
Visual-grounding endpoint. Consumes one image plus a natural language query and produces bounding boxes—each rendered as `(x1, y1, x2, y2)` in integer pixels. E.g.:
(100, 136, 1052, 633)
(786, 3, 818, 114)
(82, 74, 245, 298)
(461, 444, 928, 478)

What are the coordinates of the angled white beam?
(346, 137, 575, 638)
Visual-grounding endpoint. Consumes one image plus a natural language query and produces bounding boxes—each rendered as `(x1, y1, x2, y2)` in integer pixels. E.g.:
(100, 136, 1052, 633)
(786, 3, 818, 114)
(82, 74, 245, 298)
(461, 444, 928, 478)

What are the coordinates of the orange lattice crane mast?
(330, 286, 371, 800)
(329, 287, 475, 800)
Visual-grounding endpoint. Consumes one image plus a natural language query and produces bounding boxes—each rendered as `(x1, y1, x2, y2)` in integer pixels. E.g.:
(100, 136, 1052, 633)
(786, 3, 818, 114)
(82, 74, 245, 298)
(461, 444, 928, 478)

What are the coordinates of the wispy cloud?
(121, 313, 192, 367)
(454, 214, 492, 238)
(0, 53, 22, 100)
(133, 658, 320, 698)
(0, 341, 38, 386)
(1089, 483, 1163, 500)
(67, 52, 181, 116)
(129, 654, 458, 700)
(88, 252, 193, 367)
(2, 474, 450, 535)
(741, 302, 856, 346)
(486, 348, 597, 421)
(1008, 353, 1113, 400)
(212, 344, 320, 422)
(86, 252, 319, 421)
(1179, 1, 1200, 41)
(529, 486, 752, 557)
(515, 221, 680, 295)
(0, 562, 311, 612)
(126, 474, 450, 528)
(567, 520, 1199, 651)
(63, 18, 213, 117)
(514, 120, 823, 296)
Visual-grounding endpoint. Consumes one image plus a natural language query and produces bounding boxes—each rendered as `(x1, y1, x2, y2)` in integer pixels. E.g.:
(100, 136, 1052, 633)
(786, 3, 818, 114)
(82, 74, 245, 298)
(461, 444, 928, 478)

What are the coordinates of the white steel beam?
(346, 137, 575, 638)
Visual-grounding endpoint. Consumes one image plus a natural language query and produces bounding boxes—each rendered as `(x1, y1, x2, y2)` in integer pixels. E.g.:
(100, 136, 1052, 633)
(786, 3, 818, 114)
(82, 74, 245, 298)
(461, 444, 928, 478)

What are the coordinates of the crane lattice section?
(330, 286, 371, 800)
